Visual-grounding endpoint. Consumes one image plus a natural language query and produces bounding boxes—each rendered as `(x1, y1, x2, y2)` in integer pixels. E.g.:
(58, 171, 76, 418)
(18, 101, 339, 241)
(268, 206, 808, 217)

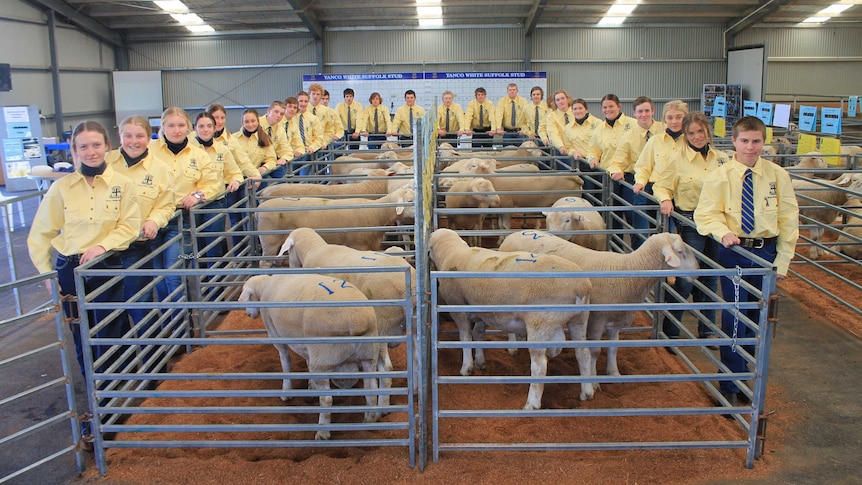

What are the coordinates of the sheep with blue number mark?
(428, 228, 593, 409)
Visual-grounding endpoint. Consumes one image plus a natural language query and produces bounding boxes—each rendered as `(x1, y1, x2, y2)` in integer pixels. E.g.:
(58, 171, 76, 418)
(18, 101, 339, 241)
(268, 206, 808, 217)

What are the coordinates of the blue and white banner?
(798, 105, 818, 132)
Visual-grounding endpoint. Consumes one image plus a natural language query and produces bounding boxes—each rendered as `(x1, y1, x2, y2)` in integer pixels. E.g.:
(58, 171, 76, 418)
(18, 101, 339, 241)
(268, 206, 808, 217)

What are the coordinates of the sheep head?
(470, 178, 501, 208)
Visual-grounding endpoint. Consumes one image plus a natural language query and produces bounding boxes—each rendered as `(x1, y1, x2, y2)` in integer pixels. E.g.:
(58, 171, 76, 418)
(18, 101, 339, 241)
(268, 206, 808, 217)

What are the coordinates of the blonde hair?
(683, 111, 713, 145)
(70, 121, 110, 153)
(662, 100, 689, 119)
(119, 115, 152, 139)
(159, 107, 192, 138)
(308, 83, 324, 94)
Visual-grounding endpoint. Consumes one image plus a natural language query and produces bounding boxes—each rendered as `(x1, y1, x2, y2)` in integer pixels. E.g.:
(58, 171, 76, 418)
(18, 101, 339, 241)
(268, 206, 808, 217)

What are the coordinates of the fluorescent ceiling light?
(417, 6, 442, 17)
(186, 24, 215, 33)
(599, 16, 626, 25)
(819, 4, 853, 14)
(419, 18, 444, 27)
(171, 13, 204, 25)
(608, 4, 637, 15)
(416, 0, 441, 3)
(154, 1, 187, 13)
(802, 16, 830, 23)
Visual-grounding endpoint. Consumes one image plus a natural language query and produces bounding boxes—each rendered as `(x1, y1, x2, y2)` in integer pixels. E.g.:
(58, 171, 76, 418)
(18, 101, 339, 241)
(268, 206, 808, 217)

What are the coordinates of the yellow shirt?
(27, 165, 141, 273)
(464, 99, 496, 131)
(281, 117, 307, 157)
(562, 113, 600, 159)
(357, 105, 390, 135)
(258, 116, 292, 161)
(295, 111, 325, 152)
(311, 104, 343, 142)
(198, 140, 244, 188)
(213, 128, 254, 176)
(232, 130, 277, 172)
(495, 95, 528, 131)
(546, 109, 572, 149)
(633, 131, 687, 187)
(694, 156, 799, 275)
(520, 102, 550, 141)
(106, 149, 176, 231)
(588, 113, 635, 170)
(389, 104, 426, 136)
(335, 101, 363, 134)
(607, 121, 667, 175)
(436, 103, 466, 133)
(652, 145, 729, 211)
(149, 137, 220, 205)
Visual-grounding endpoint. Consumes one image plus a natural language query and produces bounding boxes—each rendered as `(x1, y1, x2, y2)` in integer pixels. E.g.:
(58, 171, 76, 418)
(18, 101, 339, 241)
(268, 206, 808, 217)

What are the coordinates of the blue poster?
(798, 106, 817, 132)
(743, 100, 757, 117)
(756, 102, 773, 125)
(712, 96, 727, 117)
(821, 107, 842, 135)
(849, 96, 858, 117)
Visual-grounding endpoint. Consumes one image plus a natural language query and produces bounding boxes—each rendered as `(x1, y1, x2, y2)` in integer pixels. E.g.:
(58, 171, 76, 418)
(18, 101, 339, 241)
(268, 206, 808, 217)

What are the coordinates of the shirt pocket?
(183, 167, 200, 181)
(137, 185, 158, 204)
(103, 200, 121, 222)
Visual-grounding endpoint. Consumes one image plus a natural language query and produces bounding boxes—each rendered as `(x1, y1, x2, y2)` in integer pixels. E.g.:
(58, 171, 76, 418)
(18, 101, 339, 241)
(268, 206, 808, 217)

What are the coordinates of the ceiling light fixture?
(171, 13, 204, 25)
(801, 16, 831, 23)
(154, 1, 188, 13)
(819, 4, 853, 14)
(186, 25, 215, 33)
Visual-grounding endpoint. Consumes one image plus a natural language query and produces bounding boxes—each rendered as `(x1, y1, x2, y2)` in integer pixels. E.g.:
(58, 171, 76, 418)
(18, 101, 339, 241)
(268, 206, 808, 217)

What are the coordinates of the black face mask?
(121, 148, 148, 167)
(164, 134, 188, 155)
(80, 161, 107, 177)
(196, 136, 213, 147)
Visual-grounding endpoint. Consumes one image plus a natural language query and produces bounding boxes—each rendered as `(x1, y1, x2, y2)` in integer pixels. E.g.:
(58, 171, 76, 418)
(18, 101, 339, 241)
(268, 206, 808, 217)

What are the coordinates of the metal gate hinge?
(768, 293, 781, 337)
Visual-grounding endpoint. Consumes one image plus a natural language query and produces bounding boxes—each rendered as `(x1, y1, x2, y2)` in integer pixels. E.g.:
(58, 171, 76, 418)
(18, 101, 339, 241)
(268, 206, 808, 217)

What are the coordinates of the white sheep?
(834, 197, 862, 259)
(239, 274, 389, 440)
(439, 158, 497, 190)
(329, 154, 390, 177)
(256, 187, 415, 264)
(444, 177, 502, 246)
(429, 228, 593, 409)
(484, 172, 584, 230)
(261, 168, 390, 198)
(793, 173, 862, 259)
(543, 197, 607, 251)
(500, 230, 699, 387)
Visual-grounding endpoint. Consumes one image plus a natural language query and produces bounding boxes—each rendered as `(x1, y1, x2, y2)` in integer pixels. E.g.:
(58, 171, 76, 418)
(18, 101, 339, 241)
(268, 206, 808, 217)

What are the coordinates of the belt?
(59, 253, 81, 263)
(678, 209, 695, 220)
(503, 128, 519, 133)
(739, 236, 777, 249)
(473, 128, 491, 133)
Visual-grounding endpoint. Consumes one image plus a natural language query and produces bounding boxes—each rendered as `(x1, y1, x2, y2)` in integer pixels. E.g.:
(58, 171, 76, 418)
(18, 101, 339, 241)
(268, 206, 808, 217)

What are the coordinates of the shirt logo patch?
(769, 182, 776, 196)
(142, 174, 154, 186)
(189, 159, 198, 170)
(217, 153, 224, 162)
(110, 186, 122, 199)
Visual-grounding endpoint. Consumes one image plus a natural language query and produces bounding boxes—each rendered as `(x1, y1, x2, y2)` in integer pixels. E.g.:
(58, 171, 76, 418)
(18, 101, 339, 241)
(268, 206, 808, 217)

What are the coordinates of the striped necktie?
(511, 100, 516, 127)
(564, 113, 570, 125)
(374, 109, 379, 133)
(445, 107, 451, 132)
(267, 126, 272, 137)
(312, 107, 317, 116)
(479, 104, 484, 127)
(299, 114, 306, 146)
(347, 107, 352, 131)
(534, 106, 539, 134)
(645, 129, 651, 142)
(741, 168, 755, 234)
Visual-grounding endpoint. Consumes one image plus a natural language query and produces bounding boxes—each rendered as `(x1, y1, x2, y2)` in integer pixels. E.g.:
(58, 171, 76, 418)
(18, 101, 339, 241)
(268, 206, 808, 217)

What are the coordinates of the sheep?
(444, 178, 502, 246)
(429, 228, 593, 409)
(256, 187, 415, 264)
(484, 172, 584, 230)
(792, 151, 832, 180)
(279, 227, 417, 391)
(239, 274, 389, 440)
(499, 230, 699, 387)
(465, 141, 544, 167)
(793, 173, 862, 259)
(543, 197, 607, 251)
(833, 197, 862, 259)
(439, 158, 497, 189)
(329, 154, 390, 177)
(261, 168, 390, 198)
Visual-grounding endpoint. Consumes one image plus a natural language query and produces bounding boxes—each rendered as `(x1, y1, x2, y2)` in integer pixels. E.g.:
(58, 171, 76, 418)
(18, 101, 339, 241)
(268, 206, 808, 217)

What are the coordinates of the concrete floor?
(2, 186, 861, 484)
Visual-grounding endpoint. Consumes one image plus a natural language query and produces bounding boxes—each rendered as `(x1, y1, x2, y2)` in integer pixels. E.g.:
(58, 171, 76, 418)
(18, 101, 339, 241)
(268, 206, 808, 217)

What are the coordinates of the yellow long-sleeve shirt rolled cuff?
(27, 166, 142, 274)
(106, 150, 176, 230)
(546, 109, 569, 149)
(693, 157, 799, 275)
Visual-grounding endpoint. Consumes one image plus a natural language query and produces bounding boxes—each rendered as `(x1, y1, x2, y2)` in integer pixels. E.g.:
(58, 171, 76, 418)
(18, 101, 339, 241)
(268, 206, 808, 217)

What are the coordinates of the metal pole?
(413, 114, 431, 471)
(47, 10, 65, 138)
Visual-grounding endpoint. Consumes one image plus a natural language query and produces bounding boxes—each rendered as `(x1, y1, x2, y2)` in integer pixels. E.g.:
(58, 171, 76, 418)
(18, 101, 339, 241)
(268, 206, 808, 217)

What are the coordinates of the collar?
(164, 134, 188, 155)
(606, 113, 622, 127)
(120, 148, 148, 167)
(731, 156, 762, 175)
(214, 127, 225, 139)
(196, 136, 214, 147)
(665, 128, 684, 140)
(242, 128, 255, 138)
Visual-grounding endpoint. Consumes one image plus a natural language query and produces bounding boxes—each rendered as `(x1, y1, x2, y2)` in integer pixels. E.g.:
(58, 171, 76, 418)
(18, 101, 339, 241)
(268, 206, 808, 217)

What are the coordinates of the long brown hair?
(242, 108, 272, 148)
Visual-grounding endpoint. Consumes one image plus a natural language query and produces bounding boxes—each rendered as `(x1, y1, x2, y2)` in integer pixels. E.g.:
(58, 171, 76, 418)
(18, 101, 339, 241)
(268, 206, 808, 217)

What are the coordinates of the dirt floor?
(75, 232, 862, 485)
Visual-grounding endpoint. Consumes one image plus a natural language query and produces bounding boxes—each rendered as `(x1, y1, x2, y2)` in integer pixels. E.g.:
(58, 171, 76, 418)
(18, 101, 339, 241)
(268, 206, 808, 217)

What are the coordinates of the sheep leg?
(361, 358, 382, 423)
(311, 377, 332, 440)
(566, 313, 594, 401)
(471, 320, 487, 370)
(810, 226, 824, 259)
(377, 345, 393, 411)
(275, 344, 293, 400)
(524, 347, 548, 410)
(507, 332, 523, 356)
(605, 327, 622, 377)
(452, 313, 477, 375)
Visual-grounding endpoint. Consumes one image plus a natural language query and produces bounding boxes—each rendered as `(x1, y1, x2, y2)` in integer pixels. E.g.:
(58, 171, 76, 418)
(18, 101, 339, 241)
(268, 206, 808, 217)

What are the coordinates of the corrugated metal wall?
(0, 0, 115, 138)
(735, 27, 862, 97)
